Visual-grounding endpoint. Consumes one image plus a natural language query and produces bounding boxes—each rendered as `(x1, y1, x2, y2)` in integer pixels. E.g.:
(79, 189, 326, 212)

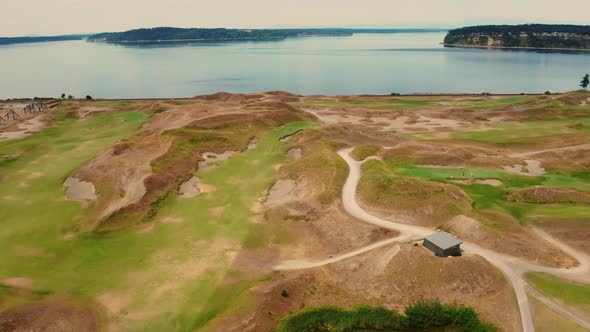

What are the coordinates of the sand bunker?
(198, 151, 237, 171)
(264, 179, 296, 208)
(1, 277, 33, 290)
(287, 148, 302, 160)
(63, 177, 97, 203)
(503, 160, 546, 176)
(247, 137, 258, 150)
(0, 114, 47, 142)
(178, 176, 201, 198)
(450, 179, 502, 187)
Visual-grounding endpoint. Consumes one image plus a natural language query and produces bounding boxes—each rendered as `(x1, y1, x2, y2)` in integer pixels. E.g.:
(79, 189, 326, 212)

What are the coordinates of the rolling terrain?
(0, 91, 589, 331)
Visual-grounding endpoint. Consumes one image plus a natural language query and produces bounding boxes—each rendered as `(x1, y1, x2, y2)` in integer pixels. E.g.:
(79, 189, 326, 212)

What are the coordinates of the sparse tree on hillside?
(581, 74, 590, 89)
(86, 95, 93, 100)
(61, 93, 66, 99)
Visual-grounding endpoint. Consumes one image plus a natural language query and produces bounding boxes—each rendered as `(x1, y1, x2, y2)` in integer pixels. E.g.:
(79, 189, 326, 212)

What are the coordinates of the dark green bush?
(277, 300, 496, 332)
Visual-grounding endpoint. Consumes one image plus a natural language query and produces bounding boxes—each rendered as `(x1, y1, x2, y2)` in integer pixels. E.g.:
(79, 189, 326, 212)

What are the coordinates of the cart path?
(509, 143, 590, 157)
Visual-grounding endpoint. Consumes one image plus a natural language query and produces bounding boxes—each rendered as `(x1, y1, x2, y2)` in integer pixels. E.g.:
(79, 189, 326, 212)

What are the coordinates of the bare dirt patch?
(198, 151, 238, 171)
(450, 179, 503, 187)
(1, 278, 33, 290)
(503, 160, 546, 176)
(287, 148, 302, 160)
(0, 300, 98, 332)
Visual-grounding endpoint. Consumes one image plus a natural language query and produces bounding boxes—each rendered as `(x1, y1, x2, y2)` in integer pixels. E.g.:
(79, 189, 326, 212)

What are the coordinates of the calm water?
(1, 33, 589, 99)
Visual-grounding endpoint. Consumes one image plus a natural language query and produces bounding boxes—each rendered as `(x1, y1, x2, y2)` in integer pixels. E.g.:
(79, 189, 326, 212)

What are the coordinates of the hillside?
(444, 24, 590, 50)
(1, 92, 589, 332)
(87, 27, 353, 43)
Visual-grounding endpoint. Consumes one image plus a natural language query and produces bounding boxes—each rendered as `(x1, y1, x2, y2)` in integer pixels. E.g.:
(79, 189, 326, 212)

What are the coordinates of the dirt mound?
(532, 217, 590, 255)
(382, 141, 508, 168)
(555, 91, 590, 106)
(0, 301, 98, 332)
(508, 186, 590, 204)
(446, 215, 578, 268)
(218, 243, 520, 332)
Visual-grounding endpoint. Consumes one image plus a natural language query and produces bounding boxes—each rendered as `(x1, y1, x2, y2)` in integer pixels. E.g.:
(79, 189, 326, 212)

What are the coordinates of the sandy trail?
(510, 143, 590, 157)
(273, 238, 405, 270)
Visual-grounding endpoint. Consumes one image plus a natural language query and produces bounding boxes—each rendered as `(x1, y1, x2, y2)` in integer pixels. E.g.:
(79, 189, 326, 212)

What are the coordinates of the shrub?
(277, 300, 496, 332)
(281, 289, 289, 298)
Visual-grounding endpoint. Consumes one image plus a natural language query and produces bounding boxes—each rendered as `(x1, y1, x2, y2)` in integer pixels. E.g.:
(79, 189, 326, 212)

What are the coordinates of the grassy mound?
(508, 186, 590, 204)
(357, 160, 471, 224)
(277, 300, 495, 332)
(280, 138, 347, 205)
(351, 144, 381, 161)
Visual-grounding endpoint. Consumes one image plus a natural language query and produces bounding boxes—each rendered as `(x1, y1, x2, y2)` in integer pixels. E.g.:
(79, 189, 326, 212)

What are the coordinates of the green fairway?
(0, 109, 314, 330)
(527, 273, 590, 309)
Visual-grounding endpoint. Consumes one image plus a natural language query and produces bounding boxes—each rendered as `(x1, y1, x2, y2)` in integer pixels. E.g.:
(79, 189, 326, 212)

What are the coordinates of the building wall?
(423, 239, 444, 256)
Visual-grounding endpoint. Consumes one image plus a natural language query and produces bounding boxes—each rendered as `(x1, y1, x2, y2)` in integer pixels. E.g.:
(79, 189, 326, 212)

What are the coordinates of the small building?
(423, 232, 462, 257)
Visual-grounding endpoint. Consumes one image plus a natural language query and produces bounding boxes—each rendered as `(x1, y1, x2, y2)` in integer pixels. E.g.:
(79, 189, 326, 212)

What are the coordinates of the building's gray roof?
(425, 232, 462, 250)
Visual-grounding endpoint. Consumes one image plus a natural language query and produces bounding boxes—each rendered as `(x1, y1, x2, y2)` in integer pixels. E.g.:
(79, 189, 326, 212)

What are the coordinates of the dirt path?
(273, 238, 405, 270)
(509, 143, 590, 157)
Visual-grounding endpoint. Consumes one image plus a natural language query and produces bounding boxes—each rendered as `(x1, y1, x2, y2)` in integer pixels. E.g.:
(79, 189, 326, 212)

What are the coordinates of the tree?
(581, 74, 590, 89)
(61, 93, 66, 99)
(67, 95, 74, 100)
(86, 95, 93, 100)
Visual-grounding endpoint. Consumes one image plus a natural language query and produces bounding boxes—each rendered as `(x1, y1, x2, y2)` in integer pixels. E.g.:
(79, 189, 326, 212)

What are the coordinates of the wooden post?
(6, 110, 19, 121)
(0, 115, 6, 125)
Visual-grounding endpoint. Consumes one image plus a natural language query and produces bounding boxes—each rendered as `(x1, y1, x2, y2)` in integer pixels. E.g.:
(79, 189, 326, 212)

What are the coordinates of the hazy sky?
(3, 0, 589, 36)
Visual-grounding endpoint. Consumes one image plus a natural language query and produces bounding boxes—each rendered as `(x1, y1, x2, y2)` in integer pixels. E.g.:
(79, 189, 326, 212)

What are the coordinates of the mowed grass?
(389, 163, 590, 224)
(0, 107, 314, 330)
(0, 108, 149, 296)
(527, 273, 590, 306)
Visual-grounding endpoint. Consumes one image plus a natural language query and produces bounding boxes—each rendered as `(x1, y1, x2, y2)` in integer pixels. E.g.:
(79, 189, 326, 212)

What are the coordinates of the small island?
(444, 24, 590, 51)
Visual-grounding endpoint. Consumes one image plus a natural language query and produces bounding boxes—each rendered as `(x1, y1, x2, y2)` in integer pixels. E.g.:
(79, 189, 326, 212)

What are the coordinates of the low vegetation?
(277, 300, 495, 332)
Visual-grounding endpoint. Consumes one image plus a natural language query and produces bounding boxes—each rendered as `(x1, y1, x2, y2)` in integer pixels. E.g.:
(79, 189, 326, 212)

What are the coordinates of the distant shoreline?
(444, 43, 590, 52)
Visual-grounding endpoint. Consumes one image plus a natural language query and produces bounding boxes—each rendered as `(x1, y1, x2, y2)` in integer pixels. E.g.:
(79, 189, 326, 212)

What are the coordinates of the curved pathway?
(275, 147, 590, 332)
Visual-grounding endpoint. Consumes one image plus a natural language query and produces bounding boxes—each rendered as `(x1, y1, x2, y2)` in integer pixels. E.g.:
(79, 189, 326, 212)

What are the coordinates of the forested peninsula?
(87, 27, 352, 43)
(444, 24, 590, 50)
